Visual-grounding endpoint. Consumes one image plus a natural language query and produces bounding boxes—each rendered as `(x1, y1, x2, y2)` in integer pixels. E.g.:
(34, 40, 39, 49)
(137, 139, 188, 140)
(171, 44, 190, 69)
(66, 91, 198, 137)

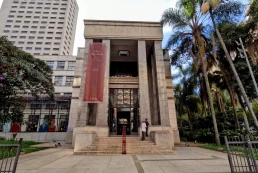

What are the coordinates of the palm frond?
(161, 8, 191, 30)
(165, 31, 192, 49)
(212, 1, 243, 22)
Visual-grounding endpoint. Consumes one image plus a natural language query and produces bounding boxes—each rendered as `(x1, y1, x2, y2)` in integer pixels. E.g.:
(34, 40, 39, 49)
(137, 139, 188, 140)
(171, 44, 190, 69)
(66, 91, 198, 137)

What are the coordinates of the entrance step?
(74, 136, 174, 155)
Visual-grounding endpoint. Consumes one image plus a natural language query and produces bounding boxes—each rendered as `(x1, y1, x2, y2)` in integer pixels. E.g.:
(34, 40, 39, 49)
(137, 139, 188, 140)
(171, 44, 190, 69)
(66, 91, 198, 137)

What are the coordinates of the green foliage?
(0, 36, 54, 123)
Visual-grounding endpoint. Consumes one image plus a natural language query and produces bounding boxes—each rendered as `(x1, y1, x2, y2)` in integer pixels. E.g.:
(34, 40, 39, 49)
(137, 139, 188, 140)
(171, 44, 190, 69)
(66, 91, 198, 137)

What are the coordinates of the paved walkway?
(16, 147, 230, 173)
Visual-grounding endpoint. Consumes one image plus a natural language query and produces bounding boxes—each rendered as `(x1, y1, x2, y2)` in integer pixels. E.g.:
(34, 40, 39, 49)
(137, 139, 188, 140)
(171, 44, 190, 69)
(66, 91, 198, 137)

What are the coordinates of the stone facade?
(68, 20, 180, 148)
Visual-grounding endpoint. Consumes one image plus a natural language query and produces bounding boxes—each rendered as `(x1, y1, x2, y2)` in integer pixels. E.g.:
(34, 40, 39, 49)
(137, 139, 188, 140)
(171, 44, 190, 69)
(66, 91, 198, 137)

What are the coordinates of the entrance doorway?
(117, 111, 130, 135)
(108, 89, 139, 136)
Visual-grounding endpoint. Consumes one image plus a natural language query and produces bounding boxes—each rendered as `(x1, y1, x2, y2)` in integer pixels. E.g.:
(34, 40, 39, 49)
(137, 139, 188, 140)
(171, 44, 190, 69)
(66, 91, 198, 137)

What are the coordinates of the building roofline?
(84, 19, 161, 25)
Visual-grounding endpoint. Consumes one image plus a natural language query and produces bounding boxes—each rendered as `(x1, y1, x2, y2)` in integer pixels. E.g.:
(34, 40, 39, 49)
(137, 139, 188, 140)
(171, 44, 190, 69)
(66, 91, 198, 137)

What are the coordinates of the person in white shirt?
(141, 120, 147, 141)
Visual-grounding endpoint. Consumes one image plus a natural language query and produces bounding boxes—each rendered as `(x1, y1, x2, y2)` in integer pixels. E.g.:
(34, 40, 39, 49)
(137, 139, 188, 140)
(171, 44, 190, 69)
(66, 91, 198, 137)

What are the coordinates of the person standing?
(145, 119, 149, 137)
(141, 120, 146, 141)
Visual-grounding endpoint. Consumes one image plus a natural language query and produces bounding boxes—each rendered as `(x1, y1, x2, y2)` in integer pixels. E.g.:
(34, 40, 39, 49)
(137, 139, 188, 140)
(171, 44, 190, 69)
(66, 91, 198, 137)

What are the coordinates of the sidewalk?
(15, 147, 230, 173)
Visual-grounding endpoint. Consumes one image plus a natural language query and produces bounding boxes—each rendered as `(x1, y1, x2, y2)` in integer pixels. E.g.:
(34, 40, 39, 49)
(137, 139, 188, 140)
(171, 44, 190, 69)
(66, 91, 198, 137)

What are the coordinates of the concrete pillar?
(76, 39, 93, 127)
(96, 40, 110, 126)
(138, 40, 151, 123)
(154, 41, 170, 126)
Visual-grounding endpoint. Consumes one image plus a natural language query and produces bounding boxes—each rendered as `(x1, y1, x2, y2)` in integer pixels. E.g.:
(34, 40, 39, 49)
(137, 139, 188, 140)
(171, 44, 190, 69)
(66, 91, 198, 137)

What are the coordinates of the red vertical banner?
(83, 43, 107, 102)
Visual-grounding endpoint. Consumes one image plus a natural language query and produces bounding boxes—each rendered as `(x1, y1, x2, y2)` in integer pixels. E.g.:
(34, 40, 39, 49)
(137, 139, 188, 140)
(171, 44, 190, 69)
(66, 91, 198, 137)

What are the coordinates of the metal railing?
(225, 135, 258, 173)
(0, 138, 23, 173)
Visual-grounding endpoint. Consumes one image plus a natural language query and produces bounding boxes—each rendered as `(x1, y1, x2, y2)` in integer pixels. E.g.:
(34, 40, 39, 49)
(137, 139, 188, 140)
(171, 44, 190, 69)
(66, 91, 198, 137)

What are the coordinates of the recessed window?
(8, 15, 14, 18)
(26, 47, 32, 50)
(20, 36, 26, 39)
(45, 42, 51, 45)
(44, 48, 51, 50)
(65, 76, 73, 86)
(41, 21, 47, 24)
(35, 47, 41, 50)
(14, 25, 20, 28)
(56, 61, 65, 70)
(21, 31, 27, 33)
(53, 48, 59, 51)
(68, 61, 76, 70)
(33, 21, 39, 23)
(18, 41, 24, 44)
(24, 21, 30, 23)
(27, 42, 33, 44)
(15, 20, 21, 23)
(12, 30, 18, 33)
(3, 30, 9, 33)
(48, 32, 54, 34)
(30, 31, 36, 34)
(39, 31, 45, 34)
(25, 16, 31, 18)
(17, 16, 23, 18)
(40, 26, 46, 29)
(31, 26, 37, 28)
(36, 42, 42, 45)
(29, 36, 35, 39)
(55, 76, 63, 86)
(7, 20, 13, 23)
(23, 26, 29, 28)
(38, 37, 44, 39)
(34, 53, 40, 56)
(10, 11, 16, 13)
(5, 25, 11, 28)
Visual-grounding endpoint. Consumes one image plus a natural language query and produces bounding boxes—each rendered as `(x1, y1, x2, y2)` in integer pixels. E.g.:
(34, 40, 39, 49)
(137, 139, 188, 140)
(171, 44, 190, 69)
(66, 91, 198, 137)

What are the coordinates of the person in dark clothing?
(145, 118, 149, 137)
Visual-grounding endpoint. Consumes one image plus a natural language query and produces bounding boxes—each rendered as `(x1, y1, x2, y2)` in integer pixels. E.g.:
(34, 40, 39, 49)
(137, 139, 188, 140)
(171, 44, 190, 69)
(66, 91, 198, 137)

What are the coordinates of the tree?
(161, 2, 221, 145)
(203, 0, 258, 130)
(0, 36, 54, 123)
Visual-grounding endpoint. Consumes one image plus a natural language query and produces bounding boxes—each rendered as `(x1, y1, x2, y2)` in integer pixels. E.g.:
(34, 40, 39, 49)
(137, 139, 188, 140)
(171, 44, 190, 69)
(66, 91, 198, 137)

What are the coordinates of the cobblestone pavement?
(15, 147, 230, 173)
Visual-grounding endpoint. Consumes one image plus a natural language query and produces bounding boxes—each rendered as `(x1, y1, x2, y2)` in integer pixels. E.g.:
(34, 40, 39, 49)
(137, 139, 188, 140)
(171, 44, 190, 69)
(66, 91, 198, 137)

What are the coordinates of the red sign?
(83, 43, 107, 102)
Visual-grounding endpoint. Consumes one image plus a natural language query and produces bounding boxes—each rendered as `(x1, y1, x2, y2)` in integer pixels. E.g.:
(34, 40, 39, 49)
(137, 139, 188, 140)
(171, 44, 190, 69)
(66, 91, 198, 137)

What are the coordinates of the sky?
(0, 0, 176, 55)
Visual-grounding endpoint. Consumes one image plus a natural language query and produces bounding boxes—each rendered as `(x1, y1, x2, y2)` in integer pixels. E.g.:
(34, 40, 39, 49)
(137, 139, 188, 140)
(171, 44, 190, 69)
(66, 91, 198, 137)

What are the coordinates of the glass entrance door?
(108, 89, 139, 135)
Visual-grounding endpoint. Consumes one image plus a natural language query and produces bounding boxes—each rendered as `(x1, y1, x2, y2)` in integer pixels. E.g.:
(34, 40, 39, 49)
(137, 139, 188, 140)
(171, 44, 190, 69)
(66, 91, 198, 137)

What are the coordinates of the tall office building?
(0, 0, 78, 56)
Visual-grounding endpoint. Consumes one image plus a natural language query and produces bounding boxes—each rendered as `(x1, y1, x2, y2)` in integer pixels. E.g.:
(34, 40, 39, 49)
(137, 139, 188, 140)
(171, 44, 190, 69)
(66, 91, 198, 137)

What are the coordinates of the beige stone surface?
(15, 147, 231, 173)
(84, 20, 163, 40)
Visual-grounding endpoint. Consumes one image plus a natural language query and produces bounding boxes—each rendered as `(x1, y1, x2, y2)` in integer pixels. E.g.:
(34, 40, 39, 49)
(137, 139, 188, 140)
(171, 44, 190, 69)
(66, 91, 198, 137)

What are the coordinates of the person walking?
(145, 118, 149, 137)
(141, 120, 146, 141)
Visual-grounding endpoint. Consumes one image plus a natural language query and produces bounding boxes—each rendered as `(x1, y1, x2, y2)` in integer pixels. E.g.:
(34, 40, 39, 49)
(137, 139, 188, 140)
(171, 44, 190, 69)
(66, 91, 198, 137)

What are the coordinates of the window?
(14, 25, 20, 28)
(33, 21, 39, 23)
(26, 115, 39, 132)
(23, 26, 29, 28)
(36, 42, 42, 45)
(54, 42, 60, 45)
(38, 37, 44, 39)
(68, 61, 76, 70)
(26, 47, 32, 50)
(30, 31, 36, 33)
(15, 20, 21, 23)
(40, 26, 46, 29)
(55, 76, 63, 86)
(18, 41, 24, 44)
(21, 31, 27, 33)
(34, 53, 40, 56)
(3, 30, 9, 33)
(24, 21, 30, 23)
(56, 61, 65, 70)
(45, 42, 51, 45)
(35, 47, 41, 50)
(11, 36, 17, 38)
(65, 76, 73, 86)
(10, 11, 16, 13)
(7, 20, 13, 22)
(5, 25, 11, 28)
(39, 31, 45, 34)
(31, 26, 37, 28)
(56, 32, 62, 34)
(29, 36, 35, 39)
(12, 30, 18, 33)
(27, 42, 33, 44)
(44, 48, 50, 50)
(53, 48, 59, 51)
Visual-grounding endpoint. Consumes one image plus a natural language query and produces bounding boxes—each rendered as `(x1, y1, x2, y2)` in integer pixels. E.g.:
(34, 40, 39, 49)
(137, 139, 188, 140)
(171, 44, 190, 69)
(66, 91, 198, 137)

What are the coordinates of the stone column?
(96, 40, 111, 126)
(154, 41, 170, 126)
(76, 39, 93, 127)
(138, 40, 151, 123)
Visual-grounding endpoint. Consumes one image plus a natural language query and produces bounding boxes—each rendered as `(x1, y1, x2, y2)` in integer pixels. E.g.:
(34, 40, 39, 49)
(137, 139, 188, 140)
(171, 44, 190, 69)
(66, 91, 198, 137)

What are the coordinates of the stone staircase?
(74, 136, 174, 155)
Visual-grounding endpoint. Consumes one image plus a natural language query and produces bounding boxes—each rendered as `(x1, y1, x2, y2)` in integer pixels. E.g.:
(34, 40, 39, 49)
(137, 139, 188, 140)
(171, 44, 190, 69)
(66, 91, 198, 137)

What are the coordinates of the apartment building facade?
(0, 0, 78, 56)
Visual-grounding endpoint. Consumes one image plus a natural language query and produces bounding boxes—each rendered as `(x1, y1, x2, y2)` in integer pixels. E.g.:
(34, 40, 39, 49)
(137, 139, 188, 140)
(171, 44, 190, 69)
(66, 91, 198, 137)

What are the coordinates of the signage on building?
(83, 43, 106, 102)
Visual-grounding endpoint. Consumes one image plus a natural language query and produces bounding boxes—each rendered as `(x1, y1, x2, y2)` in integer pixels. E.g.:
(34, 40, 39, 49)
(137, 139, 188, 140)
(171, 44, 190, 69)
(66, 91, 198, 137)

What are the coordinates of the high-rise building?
(0, 0, 78, 56)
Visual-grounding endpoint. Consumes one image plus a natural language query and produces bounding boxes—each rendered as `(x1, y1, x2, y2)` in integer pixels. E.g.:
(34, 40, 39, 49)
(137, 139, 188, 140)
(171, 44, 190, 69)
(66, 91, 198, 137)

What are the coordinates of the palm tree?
(161, 3, 221, 145)
(202, 0, 258, 129)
